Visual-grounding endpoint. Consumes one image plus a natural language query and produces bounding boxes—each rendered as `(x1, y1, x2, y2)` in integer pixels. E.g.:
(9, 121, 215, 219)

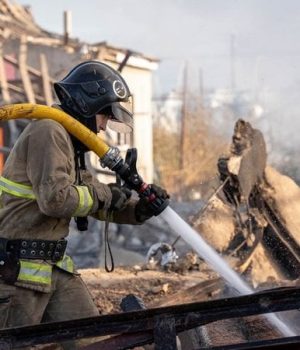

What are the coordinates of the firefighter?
(0, 61, 168, 349)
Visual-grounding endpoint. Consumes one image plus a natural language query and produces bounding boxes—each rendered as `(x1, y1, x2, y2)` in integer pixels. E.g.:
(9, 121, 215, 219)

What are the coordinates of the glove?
(108, 183, 132, 211)
(135, 184, 169, 222)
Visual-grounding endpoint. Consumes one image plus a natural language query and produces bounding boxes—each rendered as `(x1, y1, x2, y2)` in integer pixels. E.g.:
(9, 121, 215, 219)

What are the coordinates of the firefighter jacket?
(0, 119, 140, 292)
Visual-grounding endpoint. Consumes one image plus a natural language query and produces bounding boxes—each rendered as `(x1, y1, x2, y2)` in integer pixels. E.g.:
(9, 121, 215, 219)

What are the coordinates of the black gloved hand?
(135, 184, 169, 222)
(108, 183, 132, 211)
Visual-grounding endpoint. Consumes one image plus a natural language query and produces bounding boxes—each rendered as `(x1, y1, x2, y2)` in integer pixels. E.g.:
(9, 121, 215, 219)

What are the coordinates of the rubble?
(192, 194, 236, 252)
(191, 119, 300, 286)
(72, 122, 300, 336)
(146, 242, 178, 268)
(80, 267, 211, 314)
(72, 119, 300, 320)
(263, 165, 300, 246)
(65, 118, 300, 350)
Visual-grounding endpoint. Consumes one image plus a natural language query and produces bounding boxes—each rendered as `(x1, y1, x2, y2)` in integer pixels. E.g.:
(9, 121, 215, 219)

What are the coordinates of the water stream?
(160, 206, 295, 337)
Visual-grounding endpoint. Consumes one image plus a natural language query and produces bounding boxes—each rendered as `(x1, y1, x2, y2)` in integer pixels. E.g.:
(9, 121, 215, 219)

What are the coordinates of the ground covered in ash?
(80, 267, 213, 314)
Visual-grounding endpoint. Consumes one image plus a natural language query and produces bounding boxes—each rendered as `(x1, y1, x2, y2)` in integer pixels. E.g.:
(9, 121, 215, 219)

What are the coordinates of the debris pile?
(77, 119, 300, 348)
(192, 119, 300, 286)
(81, 267, 214, 314)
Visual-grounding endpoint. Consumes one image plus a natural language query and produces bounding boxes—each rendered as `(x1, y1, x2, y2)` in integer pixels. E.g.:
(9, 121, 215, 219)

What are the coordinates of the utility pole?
(179, 62, 188, 169)
(63, 10, 72, 46)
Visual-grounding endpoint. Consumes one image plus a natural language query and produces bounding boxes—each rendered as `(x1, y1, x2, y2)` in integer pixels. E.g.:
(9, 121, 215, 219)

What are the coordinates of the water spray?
(160, 206, 296, 337)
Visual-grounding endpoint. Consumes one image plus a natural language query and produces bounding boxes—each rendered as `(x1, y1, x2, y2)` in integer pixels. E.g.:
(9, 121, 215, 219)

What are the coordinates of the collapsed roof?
(0, 0, 159, 70)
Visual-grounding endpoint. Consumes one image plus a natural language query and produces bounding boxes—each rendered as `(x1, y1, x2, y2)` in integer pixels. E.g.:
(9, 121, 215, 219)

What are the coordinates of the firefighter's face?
(96, 114, 110, 132)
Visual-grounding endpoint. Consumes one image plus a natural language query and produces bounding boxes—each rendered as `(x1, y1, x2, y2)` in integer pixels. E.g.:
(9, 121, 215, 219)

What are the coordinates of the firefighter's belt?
(3, 238, 67, 262)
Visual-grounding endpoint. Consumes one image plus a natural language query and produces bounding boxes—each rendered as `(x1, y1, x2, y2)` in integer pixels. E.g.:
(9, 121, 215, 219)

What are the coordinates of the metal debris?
(146, 242, 178, 268)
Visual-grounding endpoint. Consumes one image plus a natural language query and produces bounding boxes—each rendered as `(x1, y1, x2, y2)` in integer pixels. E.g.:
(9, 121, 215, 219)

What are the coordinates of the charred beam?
(81, 331, 153, 350)
(0, 287, 300, 349)
(3, 55, 55, 83)
(153, 316, 177, 350)
(117, 50, 132, 72)
(262, 200, 300, 278)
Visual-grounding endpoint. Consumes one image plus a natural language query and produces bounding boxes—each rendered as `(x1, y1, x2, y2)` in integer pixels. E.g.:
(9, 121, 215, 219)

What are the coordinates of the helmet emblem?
(113, 80, 127, 98)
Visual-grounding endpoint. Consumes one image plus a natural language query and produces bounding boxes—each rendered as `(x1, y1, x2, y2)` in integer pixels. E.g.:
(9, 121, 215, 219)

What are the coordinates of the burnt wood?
(0, 286, 299, 349)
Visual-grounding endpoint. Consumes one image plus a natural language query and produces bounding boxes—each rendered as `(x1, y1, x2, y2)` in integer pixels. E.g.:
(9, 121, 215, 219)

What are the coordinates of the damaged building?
(0, 0, 158, 183)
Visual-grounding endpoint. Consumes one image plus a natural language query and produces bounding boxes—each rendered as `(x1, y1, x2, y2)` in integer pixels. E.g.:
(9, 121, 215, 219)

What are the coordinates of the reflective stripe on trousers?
(56, 255, 75, 274)
(18, 260, 52, 285)
(17, 256, 75, 287)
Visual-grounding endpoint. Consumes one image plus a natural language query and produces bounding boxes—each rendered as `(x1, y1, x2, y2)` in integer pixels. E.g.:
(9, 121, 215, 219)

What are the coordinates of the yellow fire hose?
(0, 103, 110, 158)
(0, 103, 169, 215)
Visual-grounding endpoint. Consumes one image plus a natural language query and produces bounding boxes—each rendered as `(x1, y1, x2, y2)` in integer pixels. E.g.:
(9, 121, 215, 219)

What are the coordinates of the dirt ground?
(80, 266, 214, 314)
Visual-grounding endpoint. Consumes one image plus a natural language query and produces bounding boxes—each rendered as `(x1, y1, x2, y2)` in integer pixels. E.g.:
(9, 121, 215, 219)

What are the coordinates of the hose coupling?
(100, 147, 123, 170)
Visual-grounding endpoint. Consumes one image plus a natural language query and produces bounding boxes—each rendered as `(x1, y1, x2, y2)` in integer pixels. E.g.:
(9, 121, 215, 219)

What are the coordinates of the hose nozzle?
(100, 147, 169, 215)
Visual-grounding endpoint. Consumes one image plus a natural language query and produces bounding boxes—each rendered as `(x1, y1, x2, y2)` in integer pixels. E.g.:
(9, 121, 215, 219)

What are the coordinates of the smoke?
(18, 0, 300, 179)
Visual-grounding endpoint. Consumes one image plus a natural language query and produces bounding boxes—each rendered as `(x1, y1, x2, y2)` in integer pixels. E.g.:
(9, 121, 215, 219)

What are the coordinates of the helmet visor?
(108, 98, 133, 133)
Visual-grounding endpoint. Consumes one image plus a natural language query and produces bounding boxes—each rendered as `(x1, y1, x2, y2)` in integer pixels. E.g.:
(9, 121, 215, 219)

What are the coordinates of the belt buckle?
(51, 239, 67, 262)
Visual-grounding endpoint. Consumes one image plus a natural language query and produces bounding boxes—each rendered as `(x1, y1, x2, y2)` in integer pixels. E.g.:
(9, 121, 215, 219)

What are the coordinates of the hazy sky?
(17, 0, 300, 95)
(14, 0, 300, 166)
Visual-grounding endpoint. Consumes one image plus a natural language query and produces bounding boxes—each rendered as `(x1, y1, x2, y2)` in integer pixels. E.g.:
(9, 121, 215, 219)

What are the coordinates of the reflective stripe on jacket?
(0, 176, 36, 200)
(0, 175, 77, 290)
(73, 185, 94, 216)
(0, 176, 93, 217)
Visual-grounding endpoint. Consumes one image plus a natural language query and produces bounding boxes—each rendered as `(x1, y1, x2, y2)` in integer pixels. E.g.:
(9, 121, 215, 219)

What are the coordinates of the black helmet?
(54, 61, 133, 133)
